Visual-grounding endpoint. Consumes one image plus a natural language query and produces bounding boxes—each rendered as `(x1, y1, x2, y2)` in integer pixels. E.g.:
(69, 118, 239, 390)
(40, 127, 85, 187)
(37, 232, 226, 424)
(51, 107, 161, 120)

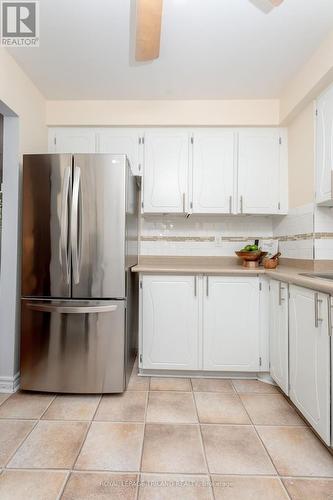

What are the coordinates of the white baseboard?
(0, 372, 20, 393)
(138, 369, 276, 384)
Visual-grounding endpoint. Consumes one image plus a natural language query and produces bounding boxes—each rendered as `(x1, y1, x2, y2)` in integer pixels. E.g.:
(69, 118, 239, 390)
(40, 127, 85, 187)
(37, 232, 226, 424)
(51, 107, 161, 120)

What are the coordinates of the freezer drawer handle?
(27, 303, 118, 314)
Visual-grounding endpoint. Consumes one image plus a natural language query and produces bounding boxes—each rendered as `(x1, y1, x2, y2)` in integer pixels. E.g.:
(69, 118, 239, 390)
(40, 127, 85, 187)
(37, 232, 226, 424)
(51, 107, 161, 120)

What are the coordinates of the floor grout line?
(136, 367, 150, 500)
(58, 395, 103, 499)
(3, 419, 39, 469)
(56, 470, 71, 500)
(2, 467, 333, 479)
(0, 394, 11, 408)
(233, 386, 292, 500)
(38, 394, 57, 419)
(191, 379, 215, 500)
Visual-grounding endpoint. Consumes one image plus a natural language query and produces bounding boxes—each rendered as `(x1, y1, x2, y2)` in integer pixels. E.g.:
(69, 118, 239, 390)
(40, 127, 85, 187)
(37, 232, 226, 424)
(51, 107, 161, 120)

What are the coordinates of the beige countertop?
(132, 256, 333, 295)
(265, 266, 333, 295)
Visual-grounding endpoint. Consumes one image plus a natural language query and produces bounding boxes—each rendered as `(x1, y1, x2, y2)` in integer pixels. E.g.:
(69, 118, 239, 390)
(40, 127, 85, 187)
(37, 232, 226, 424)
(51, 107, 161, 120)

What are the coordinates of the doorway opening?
(0, 113, 3, 261)
(0, 102, 20, 393)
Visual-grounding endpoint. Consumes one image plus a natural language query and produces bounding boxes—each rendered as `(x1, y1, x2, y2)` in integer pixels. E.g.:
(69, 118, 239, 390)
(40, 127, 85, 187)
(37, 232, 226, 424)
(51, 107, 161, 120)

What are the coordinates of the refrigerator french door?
(21, 154, 138, 393)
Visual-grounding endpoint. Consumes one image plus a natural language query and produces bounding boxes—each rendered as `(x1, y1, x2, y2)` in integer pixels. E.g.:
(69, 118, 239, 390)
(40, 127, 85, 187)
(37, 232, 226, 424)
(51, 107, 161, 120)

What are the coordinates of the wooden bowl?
(235, 251, 265, 261)
(263, 258, 279, 269)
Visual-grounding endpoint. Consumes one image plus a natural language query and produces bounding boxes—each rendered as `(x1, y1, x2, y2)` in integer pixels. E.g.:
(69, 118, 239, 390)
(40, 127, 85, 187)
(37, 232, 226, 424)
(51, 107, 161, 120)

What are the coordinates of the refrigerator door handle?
(60, 166, 71, 284)
(26, 303, 118, 314)
(71, 166, 81, 284)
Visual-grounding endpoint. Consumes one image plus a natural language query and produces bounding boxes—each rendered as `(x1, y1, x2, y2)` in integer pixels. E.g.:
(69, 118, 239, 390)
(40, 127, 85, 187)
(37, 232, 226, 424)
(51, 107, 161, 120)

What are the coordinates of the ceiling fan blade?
(135, 0, 163, 61)
(249, 0, 284, 13)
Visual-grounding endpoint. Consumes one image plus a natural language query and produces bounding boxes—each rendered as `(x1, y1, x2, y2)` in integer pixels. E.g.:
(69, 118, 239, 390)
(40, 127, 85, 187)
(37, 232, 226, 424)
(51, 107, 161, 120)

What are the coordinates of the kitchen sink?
(299, 272, 333, 281)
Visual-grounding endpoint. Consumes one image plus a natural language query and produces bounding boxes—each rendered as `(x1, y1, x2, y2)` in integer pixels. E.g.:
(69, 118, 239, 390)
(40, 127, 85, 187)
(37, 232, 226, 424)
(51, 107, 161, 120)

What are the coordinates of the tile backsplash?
(272, 203, 314, 260)
(314, 206, 333, 260)
(139, 203, 332, 261)
(140, 215, 274, 256)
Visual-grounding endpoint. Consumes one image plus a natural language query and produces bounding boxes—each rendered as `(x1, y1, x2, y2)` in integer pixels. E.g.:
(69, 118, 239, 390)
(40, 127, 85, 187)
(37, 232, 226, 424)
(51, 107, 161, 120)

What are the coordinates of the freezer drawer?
(20, 299, 126, 393)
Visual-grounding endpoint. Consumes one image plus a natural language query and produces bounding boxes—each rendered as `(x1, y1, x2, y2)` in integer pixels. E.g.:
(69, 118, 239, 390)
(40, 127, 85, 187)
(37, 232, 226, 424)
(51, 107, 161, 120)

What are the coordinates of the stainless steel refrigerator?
(20, 154, 139, 393)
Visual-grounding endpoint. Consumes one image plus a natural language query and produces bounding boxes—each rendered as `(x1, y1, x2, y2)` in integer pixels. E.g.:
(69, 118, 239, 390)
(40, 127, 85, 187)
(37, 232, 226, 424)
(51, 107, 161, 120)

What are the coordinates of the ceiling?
(7, 0, 333, 100)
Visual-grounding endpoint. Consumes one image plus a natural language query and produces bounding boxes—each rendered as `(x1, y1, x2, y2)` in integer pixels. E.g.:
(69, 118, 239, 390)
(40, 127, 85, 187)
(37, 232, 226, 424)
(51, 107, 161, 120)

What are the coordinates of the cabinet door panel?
(51, 128, 96, 153)
(203, 277, 260, 371)
(97, 128, 142, 176)
(316, 87, 333, 205)
(143, 131, 189, 213)
(289, 285, 330, 445)
(142, 275, 199, 370)
(269, 280, 289, 395)
(238, 130, 280, 214)
(192, 131, 234, 213)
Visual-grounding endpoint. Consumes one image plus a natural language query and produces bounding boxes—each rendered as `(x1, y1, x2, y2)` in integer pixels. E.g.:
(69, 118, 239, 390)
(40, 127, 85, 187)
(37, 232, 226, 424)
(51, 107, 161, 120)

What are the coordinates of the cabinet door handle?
(194, 276, 197, 297)
(240, 195, 243, 214)
(278, 282, 286, 306)
(206, 276, 209, 297)
(314, 292, 323, 328)
(229, 195, 232, 214)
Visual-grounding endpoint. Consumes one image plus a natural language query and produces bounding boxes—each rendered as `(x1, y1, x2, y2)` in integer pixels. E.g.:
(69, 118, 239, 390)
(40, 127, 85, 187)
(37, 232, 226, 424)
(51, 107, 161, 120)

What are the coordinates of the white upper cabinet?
(141, 274, 199, 370)
(49, 128, 96, 153)
(48, 126, 288, 215)
(269, 280, 289, 395)
(238, 129, 284, 214)
(316, 85, 333, 206)
(289, 285, 331, 445)
(142, 130, 190, 214)
(203, 276, 260, 371)
(96, 128, 143, 176)
(192, 130, 235, 214)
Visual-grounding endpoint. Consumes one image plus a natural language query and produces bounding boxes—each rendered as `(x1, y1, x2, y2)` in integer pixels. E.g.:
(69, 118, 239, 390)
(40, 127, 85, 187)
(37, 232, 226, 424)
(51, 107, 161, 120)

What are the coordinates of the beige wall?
(283, 28, 333, 210)
(287, 101, 315, 209)
(46, 99, 279, 126)
(0, 49, 47, 385)
(0, 48, 47, 152)
(280, 29, 333, 124)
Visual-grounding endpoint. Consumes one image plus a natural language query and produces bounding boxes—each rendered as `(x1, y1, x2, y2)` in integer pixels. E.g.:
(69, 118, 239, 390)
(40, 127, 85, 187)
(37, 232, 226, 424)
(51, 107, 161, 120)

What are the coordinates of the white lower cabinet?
(141, 275, 200, 370)
(289, 285, 331, 445)
(140, 274, 261, 372)
(269, 280, 289, 395)
(203, 276, 260, 371)
(140, 274, 333, 445)
(331, 296, 333, 448)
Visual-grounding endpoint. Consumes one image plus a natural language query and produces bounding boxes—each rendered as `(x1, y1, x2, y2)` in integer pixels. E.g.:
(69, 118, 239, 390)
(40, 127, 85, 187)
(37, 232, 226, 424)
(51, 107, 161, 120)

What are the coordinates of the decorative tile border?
(141, 236, 271, 242)
(315, 232, 333, 239)
(140, 236, 215, 242)
(277, 233, 313, 241)
(141, 232, 333, 243)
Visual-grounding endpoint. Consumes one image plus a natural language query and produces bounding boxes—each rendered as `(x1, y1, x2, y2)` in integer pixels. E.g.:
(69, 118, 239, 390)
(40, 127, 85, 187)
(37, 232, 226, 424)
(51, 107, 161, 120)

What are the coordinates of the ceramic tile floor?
(0, 365, 333, 499)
